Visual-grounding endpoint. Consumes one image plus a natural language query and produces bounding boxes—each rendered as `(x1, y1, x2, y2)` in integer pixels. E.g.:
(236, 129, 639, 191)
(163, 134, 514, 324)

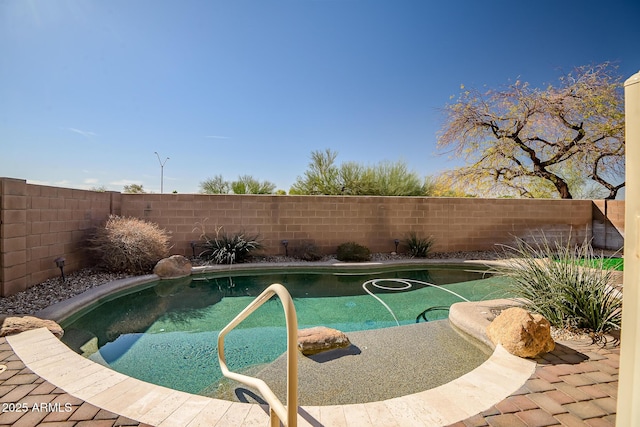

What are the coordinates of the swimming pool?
(61, 265, 510, 402)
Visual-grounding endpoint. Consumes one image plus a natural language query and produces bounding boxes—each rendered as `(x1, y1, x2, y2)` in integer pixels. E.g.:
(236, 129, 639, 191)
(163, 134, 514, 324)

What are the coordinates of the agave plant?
(494, 234, 622, 343)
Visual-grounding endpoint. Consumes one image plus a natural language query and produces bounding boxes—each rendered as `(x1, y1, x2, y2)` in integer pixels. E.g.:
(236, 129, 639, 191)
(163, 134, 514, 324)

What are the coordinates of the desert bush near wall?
(493, 234, 622, 343)
(88, 215, 171, 274)
(291, 240, 323, 261)
(336, 242, 371, 262)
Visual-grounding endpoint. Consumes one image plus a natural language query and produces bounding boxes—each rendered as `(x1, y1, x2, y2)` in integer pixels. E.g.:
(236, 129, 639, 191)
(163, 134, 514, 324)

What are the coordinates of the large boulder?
(298, 326, 351, 356)
(487, 307, 555, 358)
(0, 316, 64, 339)
(153, 255, 192, 279)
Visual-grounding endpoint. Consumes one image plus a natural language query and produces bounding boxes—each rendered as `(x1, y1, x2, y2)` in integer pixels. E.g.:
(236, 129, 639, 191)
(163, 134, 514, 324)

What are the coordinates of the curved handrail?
(217, 283, 298, 427)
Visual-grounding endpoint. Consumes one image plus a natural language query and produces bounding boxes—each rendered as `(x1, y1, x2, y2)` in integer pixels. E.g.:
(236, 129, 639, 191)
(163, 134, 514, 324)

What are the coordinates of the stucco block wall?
(0, 178, 117, 296)
(0, 177, 620, 297)
(592, 200, 625, 250)
(120, 194, 594, 259)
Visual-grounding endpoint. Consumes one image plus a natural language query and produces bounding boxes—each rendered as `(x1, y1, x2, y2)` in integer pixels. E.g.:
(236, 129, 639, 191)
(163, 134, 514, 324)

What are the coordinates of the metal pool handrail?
(217, 283, 299, 427)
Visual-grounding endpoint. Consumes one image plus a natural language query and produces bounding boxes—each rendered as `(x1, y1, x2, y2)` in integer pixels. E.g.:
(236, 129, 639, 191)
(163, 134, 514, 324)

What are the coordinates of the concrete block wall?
(0, 179, 28, 297)
(0, 178, 118, 296)
(592, 200, 625, 251)
(0, 177, 617, 297)
(121, 194, 594, 259)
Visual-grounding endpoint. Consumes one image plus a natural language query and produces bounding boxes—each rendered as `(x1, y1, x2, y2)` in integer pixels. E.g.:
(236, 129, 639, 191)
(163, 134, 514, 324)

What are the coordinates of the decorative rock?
(153, 255, 192, 279)
(486, 307, 555, 358)
(298, 326, 351, 356)
(0, 316, 64, 338)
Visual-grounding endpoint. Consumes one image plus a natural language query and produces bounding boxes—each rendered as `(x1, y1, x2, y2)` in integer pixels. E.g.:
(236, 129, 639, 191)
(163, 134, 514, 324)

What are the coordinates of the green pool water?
(62, 266, 511, 398)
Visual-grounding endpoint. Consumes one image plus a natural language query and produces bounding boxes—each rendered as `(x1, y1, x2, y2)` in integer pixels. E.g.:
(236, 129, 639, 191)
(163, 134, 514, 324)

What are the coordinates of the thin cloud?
(67, 127, 97, 138)
(205, 135, 230, 140)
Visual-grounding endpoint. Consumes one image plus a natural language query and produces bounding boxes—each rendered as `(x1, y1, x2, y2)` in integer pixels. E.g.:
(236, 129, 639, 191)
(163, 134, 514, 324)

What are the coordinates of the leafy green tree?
(290, 149, 427, 196)
(199, 175, 230, 194)
(123, 184, 145, 193)
(437, 63, 624, 199)
(290, 149, 342, 195)
(231, 175, 276, 194)
(362, 161, 424, 196)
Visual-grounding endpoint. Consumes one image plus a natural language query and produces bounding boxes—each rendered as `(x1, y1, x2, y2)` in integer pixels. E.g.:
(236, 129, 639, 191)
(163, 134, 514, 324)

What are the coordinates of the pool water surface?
(61, 267, 510, 399)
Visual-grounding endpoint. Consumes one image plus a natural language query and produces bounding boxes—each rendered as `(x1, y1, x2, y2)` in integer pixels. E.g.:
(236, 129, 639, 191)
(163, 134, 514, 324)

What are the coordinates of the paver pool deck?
(0, 324, 620, 426)
(0, 261, 622, 426)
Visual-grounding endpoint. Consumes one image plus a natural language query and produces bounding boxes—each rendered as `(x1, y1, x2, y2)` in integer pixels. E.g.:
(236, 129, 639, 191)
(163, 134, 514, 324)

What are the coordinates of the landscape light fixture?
(281, 240, 289, 257)
(394, 239, 400, 253)
(54, 257, 66, 282)
(154, 151, 170, 194)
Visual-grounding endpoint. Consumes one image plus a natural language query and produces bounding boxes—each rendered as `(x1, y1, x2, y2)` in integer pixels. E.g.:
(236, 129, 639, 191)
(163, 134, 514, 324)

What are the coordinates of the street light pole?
(154, 151, 169, 194)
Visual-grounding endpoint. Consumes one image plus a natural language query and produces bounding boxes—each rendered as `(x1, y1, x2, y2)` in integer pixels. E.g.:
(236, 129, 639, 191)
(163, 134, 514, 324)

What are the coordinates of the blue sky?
(1, 0, 638, 194)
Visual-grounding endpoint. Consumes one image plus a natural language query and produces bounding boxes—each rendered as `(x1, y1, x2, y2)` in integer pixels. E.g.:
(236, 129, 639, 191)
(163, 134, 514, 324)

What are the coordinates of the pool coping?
(16, 258, 538, 426)
(7, 326, 535, 426)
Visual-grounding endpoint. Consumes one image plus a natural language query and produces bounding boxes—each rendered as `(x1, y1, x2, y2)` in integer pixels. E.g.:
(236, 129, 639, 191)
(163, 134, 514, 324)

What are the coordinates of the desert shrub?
(336, 242, 371, 262)
(199, 227, 262, 264)
(493, 235, 622, 342)
(292, 241, 323, 261)
(90, 215, 171, 274)
(403, 232, 434, 258)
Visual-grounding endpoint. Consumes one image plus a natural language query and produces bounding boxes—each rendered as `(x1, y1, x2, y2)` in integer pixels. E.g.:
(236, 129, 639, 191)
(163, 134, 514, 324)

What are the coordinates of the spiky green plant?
(199, 228, 262, 264)
(403, 232, 434, 258)
(494, 235, 622, 342)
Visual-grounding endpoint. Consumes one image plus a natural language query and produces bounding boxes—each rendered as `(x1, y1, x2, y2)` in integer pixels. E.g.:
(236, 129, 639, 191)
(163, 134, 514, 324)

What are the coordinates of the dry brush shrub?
(89, 215, 171, 274)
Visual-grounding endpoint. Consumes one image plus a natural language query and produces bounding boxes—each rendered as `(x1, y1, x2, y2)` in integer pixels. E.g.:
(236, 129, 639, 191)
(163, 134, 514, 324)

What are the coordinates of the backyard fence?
(0, 177, 624, 297)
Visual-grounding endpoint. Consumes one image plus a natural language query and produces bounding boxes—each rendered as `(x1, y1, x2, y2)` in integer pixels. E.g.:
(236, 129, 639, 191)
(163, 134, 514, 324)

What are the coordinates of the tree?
(290, 149, 427, 196)
(437, 63, 625, 199)
(423, 175, 473, 197)
(231, 175, 276, 194)
(359, 161, 425, 196)
(199, 175, 230, 194)
(199, 174, 276, 194)
(123, 184, 145, 193)
(290, 149, 342, 195)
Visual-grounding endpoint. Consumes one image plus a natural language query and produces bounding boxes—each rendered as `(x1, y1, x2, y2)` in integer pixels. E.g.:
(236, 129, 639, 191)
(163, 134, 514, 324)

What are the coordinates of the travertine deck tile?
(341, 403, 374, 427)
(3, 304, 620, 427)
(183, 399, 244, 427)
(362, 400, 401, 427)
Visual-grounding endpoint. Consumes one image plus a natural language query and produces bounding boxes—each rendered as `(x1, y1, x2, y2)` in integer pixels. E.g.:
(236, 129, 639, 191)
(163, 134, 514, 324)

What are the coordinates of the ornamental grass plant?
(403, 232, 434, 258)
(494, 234, 622, 343)
(199, 227, 262, 264)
